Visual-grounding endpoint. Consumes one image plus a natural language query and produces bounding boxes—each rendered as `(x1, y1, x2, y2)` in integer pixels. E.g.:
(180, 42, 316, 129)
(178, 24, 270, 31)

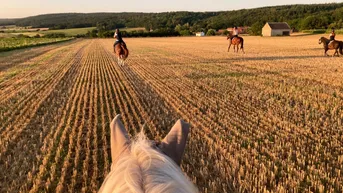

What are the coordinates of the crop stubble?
(0, 36, 342, 193)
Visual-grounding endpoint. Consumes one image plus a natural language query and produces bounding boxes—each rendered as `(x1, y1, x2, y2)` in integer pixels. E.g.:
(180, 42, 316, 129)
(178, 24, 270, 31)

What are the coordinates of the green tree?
(333, 7, 343, 21)
(329, 19, 343, 29)
(287, 19, 301, 31)
(249, 21, 264, 36)
(180, 30, 192, 36)
(206, 29, 216, 36)
(175, 23, 190, 32)
(301, 15, 329, 30)
(87, 29, 98, 37)
(223, 30, 229, 36)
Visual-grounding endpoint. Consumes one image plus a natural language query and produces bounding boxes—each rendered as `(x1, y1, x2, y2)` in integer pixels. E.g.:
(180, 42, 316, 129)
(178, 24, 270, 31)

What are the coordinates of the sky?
(0, 0, 342, 18)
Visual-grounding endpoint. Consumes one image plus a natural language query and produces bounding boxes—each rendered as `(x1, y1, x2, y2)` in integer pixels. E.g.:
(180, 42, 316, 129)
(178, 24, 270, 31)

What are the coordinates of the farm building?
(196, 32, 205, 37)
(262, 22, 291, 36)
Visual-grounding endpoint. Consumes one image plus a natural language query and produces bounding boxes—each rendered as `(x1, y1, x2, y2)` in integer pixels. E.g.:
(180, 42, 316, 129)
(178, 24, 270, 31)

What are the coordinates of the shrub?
(180, 30, 192, 36)
(44, 33, 66, 38)
(206, 29, 216, 36)
(223, 30, 229, 36)
(75, 34, 86, 38)
(16, 34, 31, 38)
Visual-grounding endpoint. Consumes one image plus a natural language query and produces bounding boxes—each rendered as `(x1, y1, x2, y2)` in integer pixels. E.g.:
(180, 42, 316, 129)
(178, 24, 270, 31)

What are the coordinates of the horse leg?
(117, 57, 121, 66)
(228, 43, 231, 52)
(334, 49, 339, 57)
(120, 55, 125, 66)
(331, 49, 336, 57)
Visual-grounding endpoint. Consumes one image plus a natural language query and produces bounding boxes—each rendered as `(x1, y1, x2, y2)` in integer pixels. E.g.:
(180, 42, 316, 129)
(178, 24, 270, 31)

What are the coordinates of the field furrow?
(28, 40, 93, 193)
(0, 43, 87, 154)
(0, 40, 88, 193)
(1, 36, 342, 193)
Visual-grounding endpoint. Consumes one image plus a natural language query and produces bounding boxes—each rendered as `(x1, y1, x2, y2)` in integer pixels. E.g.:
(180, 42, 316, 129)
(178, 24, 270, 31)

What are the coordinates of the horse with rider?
(227, 26, 245, 53)
(113, 29, 129, 65)
(318, 28, 343, 57)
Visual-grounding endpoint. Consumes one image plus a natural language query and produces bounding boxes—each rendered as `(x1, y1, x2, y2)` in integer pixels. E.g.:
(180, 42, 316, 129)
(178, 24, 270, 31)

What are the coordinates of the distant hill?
(0, 19, 18, 26)
(1, 3, 343, 31)
(5, 12, 220, 30)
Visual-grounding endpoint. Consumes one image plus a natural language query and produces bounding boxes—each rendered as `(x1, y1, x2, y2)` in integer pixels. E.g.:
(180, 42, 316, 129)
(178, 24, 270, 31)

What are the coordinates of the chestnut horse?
(98, 115, 198, 193)
(114, 43, 129, 65)
(227, 33, 245, 53)
(318, 37, 343, 57)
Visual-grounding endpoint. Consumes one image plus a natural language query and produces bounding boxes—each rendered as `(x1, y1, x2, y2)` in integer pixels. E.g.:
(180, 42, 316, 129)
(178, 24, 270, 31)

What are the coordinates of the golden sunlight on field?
(0, 35, 343, 193)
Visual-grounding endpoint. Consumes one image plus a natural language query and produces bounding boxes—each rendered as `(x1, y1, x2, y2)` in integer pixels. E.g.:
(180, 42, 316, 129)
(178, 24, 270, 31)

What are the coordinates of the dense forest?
(1, 3, 343, 35)
(0, 19, 18, 26)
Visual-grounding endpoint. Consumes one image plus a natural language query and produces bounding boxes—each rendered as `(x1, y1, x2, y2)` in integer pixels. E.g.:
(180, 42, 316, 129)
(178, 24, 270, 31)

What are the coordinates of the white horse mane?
(99, 131, 198, 193)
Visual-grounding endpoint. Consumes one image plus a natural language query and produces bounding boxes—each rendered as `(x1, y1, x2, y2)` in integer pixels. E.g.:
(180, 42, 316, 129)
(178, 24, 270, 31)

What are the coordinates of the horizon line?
(0, 2, 341, 19)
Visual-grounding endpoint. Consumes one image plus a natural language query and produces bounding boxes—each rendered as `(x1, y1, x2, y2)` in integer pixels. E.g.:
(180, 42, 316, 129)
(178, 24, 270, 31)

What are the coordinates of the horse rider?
(231, 26, 239, 40)
(328, 28, 336, 47)
(113, 29, 127, 50)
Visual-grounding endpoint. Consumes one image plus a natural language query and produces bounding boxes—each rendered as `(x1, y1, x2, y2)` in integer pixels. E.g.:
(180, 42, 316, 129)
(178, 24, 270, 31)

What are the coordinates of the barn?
(262, 22, 291, 37)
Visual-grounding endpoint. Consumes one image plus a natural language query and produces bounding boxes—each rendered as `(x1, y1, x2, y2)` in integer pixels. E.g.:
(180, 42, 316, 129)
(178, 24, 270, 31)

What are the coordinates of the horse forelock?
(99, 131, 198, 193)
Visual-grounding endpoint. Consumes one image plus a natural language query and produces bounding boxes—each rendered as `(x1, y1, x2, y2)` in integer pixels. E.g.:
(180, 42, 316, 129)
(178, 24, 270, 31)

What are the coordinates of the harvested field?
(0, 35, 343, 193)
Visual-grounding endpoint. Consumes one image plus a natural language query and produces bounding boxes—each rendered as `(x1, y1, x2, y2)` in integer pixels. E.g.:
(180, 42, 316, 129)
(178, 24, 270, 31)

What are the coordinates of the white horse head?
(99, 115, 198, 193)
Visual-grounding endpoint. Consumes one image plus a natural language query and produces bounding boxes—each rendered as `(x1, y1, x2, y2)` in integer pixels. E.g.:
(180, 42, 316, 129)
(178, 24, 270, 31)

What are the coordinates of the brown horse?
(114, 42, 129, 65)
(318, 37, 343, 57)
(227, 33, 245, 53)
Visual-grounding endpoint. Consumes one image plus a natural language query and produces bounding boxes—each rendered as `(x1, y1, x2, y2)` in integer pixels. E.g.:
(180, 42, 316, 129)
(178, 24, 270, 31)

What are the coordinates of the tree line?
(1, 3, 343, 36)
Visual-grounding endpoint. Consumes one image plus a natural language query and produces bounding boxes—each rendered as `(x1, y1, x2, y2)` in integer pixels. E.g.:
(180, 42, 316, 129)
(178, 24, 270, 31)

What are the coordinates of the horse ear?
(159, 119, 190, 165)
(110, 114, 130, 163)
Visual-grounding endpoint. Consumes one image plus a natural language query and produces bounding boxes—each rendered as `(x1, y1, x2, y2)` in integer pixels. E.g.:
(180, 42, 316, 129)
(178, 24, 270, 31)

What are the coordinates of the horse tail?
(340, 42, 343, 55)
(240, 38, 244, 49)
(121, 44, 129, 59)
(124, 47, 129, 59)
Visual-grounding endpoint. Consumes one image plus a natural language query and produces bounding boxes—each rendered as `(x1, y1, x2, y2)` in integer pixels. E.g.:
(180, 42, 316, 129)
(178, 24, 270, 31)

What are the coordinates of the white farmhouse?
(196, 32, 205, 37)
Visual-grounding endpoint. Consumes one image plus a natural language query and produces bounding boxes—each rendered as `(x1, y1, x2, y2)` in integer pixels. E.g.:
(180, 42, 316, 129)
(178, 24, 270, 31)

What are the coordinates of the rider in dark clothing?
(113, 29, 126, 49)
(328, 28, 336, 47)
(330, 28, 335, 41)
